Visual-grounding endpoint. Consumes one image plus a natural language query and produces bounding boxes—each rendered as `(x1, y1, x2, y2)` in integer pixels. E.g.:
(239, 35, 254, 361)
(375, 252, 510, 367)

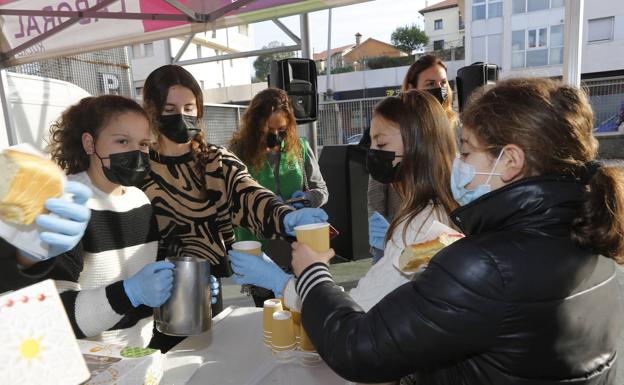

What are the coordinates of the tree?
(391, 24, 429, 54)
(253, 41, 296, 82)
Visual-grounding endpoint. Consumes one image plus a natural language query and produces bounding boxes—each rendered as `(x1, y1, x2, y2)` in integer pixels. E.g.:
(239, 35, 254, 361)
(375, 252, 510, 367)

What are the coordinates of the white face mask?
(451, 149, 504, 206)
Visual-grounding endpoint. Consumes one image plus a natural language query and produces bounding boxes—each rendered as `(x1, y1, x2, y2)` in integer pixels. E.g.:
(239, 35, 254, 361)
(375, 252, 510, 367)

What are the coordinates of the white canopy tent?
(0, 0, 371, 146)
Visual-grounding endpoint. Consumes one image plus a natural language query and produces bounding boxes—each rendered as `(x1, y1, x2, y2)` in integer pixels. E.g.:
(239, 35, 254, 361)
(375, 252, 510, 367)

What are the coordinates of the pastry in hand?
(399, 233, 464, 273)
(0, 149, 64, 225)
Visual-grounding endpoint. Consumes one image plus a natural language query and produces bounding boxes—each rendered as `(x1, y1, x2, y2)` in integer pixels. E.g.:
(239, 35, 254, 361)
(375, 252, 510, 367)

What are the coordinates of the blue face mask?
(451, 150, 504, 206)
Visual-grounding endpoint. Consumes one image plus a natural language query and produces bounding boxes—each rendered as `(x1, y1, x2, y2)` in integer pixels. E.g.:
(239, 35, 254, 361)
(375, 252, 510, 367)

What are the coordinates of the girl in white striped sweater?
(46, 95, 175, 347)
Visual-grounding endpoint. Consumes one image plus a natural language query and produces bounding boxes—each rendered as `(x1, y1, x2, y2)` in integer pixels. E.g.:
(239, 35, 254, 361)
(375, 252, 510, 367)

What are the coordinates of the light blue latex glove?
(288, 190, 307, 209)
(123, 261, 175, 308)
(228, 250, 292, 297)
(31, 181, 92, 259)
(283, 208, 328, 236)
(209, 275, 219, 305)
(368, 211, 389, 250)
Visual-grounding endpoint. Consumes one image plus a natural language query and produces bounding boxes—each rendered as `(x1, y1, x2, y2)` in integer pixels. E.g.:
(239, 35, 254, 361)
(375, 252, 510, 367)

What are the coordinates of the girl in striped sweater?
(45, 95, 177, 347)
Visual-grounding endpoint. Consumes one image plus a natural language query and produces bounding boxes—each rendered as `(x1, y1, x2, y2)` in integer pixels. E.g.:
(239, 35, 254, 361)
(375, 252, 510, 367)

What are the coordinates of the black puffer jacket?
(299, 175, 622, 384)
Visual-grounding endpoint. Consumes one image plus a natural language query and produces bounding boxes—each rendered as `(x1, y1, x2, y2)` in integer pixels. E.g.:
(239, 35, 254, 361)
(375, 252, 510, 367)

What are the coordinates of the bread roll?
(398, 233, 463, 273)
(0, 149, 64, 225)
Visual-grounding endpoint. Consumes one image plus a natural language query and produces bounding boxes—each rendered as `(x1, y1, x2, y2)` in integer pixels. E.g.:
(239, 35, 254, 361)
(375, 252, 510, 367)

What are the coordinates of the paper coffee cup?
(271, 310, 296, 351)
(232, 240, 262, 256)
(263, 299, 283, 346)
(294, 223, 330, 252)
(299, 325, 316, 352)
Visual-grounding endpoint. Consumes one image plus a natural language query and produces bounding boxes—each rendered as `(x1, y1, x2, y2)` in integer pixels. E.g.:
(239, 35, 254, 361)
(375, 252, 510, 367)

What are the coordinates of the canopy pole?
(562, 0, 584, 87)
(0, 69, 16, 146)
(300, 13, 318, 155)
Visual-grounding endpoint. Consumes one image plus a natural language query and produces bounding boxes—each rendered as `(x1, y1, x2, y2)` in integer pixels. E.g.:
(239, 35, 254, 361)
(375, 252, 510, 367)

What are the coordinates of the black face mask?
(266, 130, 287, 148)
(366, 149, 402, 184)
(159, 114, 200, 144)
(96, 150, 150, 187)
(426, 87, 448, 105)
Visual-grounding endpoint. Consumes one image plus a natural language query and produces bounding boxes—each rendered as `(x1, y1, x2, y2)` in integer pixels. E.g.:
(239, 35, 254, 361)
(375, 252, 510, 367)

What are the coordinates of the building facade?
(420, 0, 466, 52)
(129, 25, 254, 98)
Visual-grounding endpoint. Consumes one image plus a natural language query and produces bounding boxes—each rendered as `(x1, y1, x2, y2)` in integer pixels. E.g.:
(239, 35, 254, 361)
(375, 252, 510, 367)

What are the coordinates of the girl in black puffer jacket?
(291, 77, 624, 385)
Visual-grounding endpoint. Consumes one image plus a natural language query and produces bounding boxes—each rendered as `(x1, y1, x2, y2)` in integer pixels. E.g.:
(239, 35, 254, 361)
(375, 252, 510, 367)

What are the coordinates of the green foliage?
(366, 55, 415, 70)
(391, 24, 429, 54)
(318, 66, 355, 75)
(253, 41, 296, 81)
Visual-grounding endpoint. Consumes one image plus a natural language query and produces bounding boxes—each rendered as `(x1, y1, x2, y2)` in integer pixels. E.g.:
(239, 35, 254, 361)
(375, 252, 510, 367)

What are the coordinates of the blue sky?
(251, 0, 429, 54)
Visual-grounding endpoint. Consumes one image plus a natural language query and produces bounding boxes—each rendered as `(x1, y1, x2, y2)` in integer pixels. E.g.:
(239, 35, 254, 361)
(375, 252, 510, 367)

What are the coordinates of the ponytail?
(571, 165, 624, 263)
(190, 130, 212, 176)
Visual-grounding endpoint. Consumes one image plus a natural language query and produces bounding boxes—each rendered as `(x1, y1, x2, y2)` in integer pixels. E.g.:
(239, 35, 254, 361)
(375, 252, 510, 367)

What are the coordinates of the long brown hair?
(229, 88, 302, 171)
(402, 54, 457, 127)
(378, 90, 458, 245)
(462, 77, 624, 263)
(47, 95, 149, 174)
(142, 64, 209, 173)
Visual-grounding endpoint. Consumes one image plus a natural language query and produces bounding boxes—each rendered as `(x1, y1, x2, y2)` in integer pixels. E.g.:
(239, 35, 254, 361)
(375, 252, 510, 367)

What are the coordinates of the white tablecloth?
(161, 306, 352, 385)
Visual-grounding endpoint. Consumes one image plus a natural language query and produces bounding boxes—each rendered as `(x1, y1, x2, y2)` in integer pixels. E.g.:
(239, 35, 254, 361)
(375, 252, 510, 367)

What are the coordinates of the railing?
(583, 77, 624, 135)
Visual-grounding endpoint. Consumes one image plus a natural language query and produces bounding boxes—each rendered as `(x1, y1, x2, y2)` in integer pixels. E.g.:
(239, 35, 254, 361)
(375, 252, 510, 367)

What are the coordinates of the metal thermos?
(154, 256, 212, 336)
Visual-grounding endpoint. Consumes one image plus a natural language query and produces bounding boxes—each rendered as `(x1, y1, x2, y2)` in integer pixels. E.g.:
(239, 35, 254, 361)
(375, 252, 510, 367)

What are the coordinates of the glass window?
(435, 19, 443, 30)
(588, 17, 614, 42)
(512, 0, 526, 14)
(550, 25, 563, 47)
(527, 49, 548, 66)
(512, 30, 525, 51)
(528, 29, 537, 48)
(488, 2, 503, 18)
(473, 0, 485, 3)
(488, 34, 503, 66)
(434, 40, 445, 50)
(527, 0, 549, 12)
(512, 52, 525, 68)
(144, 43, 153, 57)
(528, 28, 547, 48)
(472, 36, 486, 62)
(473, 4, 486, 20)
(549, 47, 563, 64)
(550, 0, 565, 7)
(538, 28, 547, 47)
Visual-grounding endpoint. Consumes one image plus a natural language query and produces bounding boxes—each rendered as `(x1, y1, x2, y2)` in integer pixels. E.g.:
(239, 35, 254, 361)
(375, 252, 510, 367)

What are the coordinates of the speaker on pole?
(456, 62, 499, 112)
(268, 58, 318, 123)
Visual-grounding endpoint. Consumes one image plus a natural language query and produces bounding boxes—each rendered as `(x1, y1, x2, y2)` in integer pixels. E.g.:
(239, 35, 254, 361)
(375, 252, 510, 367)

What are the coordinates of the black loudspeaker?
(268, 58, 318, 123)
(456, 62, 499, 112)
(318, 145, 370, 262)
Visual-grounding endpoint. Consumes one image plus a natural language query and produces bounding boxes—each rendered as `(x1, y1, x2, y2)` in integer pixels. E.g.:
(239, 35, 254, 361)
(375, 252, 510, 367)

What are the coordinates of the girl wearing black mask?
(140, 66, 327, 351)
(229, 87, 328, 306)
(45, 95, 178, 347)
(367, 55, 457, 264)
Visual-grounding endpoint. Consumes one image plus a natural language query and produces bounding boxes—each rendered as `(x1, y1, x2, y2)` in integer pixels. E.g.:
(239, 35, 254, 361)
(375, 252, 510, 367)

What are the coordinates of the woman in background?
(229, 88, 328, 306)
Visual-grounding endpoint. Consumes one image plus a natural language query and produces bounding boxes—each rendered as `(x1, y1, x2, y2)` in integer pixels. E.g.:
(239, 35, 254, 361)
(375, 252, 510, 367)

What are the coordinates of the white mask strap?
(483, 149, 505, 185)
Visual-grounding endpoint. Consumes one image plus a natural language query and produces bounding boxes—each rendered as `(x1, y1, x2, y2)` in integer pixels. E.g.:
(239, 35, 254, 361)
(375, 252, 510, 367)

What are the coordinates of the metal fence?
(583, 77, 624, 134)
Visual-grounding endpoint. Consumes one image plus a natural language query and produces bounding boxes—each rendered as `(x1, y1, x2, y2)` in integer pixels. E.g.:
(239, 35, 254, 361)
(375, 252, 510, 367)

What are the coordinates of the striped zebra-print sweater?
(141, 145, 293, 277)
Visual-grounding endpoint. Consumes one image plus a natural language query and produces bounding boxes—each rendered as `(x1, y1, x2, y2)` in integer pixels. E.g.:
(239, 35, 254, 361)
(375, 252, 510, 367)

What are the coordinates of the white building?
(463, 0, 624, 78)
(420, 0, 466, 51)
(129, 25, 254, 96)
(462, 0, 624, 132)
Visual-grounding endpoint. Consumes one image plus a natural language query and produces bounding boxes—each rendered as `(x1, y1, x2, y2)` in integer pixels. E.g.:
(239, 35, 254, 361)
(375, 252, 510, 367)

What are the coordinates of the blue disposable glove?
(368, 211, 389, 250)
(274, 195, 284, 204)
(31, 181, 92, 259)
(283, 208, 328, 236)
(209, 275, 219, 305)
(123, 261, 175, 308)
(228, 250, 292, 297)
(288, 190, 307, 209)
